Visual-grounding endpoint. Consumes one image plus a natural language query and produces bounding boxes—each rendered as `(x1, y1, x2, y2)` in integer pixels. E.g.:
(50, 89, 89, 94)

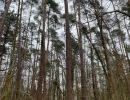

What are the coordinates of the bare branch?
(103, 10, 130, 18)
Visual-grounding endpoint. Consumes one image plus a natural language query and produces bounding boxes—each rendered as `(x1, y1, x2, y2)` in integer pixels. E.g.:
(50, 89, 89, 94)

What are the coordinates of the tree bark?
(36, 0, 46, 100)
(77, 0, 87, 100)
(64, 0, 73, 100)
(15, 0, 23, 99)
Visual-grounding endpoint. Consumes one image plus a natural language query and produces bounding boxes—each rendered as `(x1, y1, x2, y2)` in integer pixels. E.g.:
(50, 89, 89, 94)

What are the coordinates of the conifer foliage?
(0, 0, 130, 100)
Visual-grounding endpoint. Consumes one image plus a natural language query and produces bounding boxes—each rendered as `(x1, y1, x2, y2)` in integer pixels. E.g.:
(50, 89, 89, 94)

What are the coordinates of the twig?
(103, 10, 130, 18)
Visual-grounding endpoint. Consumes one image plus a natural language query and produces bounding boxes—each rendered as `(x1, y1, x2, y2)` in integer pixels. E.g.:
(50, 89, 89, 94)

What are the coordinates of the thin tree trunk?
(85, 9, 98, 100)
(77, 0, 87, 100)
(92, 0, 119, 99)
(15, 0, 23, 99)
(36, 0, 46, 100)
(64, 0, 73, 100)
(42, 1, 47, 99)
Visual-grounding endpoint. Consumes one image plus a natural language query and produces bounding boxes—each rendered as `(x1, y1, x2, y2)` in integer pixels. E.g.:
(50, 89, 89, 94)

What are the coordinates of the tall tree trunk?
(90, 24, 98, 100)
(15, 0, 23, 99)
(92, 0, 119, 99)
(36, 0, 46, 100)
(85, 8, 98, 100)
(77, 0, 87, 100)
(64, 0, 73, 100)
(42, 1, 47, 99)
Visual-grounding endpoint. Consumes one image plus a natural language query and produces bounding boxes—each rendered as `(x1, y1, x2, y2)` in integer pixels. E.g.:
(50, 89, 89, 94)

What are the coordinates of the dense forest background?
(0, 0, 130, 100)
